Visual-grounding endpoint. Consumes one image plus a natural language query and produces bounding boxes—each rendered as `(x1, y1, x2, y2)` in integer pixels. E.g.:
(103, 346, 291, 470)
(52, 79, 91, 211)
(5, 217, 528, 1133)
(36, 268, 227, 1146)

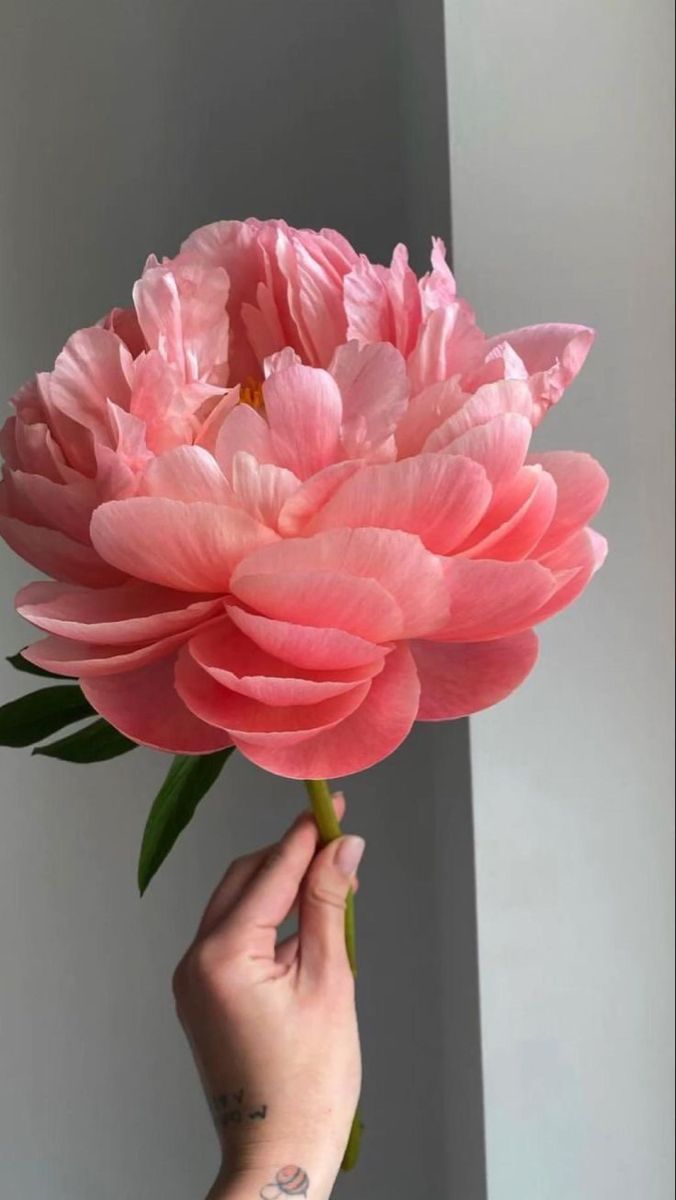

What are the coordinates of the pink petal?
(82, 655, 234, 754)
(412, 630, 540, 720)
(21, 620, 216, 678)
(419, 238, 457, 313)
(408, 303, 485, 394)
(395, 378, 466, 458)
(90, 498, 278, 592)
(132, 257, 230, 385)
(231, 528, 450, 639)
(188, 618, 383, 705)
(532, 527, 608, 623)
(48, 326, 133, 431)
(485, 324, 596, 423)
(0, 514, 123, 587)
(528, 451, 609, 555)
(16, 579, 222, 644)
(442, 414, 532, 488)
(3, 471, 97, 543)
(175, 645, 370, 743)
(263, 365, 343, 478)
(460, 465, 557, 560)
(423, 379, 535, 450)
(226, 603, 384, 670)
(330, 340, 409, 458)
(432, 559, 558, 641)
(344, 247, 422, 355)
(213, 402, 275, 478)
(277, 461, 365, 536)
(231, 452, 299, 529)
(307, 453, 492, 555)
(129, 352, 198, 454)
(141, 446, 234, 504)
(232, 642, 420, 779)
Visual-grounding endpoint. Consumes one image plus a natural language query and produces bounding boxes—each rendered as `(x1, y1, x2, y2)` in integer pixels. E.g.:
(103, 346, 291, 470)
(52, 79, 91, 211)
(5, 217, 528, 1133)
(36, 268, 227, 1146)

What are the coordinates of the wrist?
(209, 1153, 339, 1200)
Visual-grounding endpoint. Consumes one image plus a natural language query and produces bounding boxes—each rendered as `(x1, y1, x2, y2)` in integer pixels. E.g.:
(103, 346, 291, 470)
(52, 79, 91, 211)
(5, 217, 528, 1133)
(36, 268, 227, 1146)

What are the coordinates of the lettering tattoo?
(259, 1166, 310, 1198)
(210, 1088, 269, 1128)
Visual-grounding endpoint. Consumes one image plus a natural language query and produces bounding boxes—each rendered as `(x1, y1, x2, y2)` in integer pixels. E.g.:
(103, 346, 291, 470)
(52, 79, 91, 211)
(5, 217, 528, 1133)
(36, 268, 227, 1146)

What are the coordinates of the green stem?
(303, 779, 363, 1171)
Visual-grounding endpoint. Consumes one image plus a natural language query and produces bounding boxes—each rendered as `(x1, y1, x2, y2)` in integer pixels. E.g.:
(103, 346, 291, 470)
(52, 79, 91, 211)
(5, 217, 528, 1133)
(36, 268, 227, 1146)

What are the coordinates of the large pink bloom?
(1, 220, 608, 777)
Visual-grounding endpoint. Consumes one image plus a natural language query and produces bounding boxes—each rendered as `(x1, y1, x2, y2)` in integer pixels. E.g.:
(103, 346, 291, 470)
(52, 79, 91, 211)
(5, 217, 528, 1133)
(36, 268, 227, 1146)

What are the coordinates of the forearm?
(207, 1158, 336, 1200)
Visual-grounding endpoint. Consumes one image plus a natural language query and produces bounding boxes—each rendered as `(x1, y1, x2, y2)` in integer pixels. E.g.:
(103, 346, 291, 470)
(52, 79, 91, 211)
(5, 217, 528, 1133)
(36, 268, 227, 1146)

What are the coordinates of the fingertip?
(332, 790, 347, 821)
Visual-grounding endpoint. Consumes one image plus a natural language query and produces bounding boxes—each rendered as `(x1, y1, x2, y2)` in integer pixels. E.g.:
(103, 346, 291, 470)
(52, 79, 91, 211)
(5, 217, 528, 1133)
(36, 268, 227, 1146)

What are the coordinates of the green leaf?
(33, 718, 137, 763)
(7, 652, 63, 680)
(0, 685, 94, 748)
(138, 749, 234, 895)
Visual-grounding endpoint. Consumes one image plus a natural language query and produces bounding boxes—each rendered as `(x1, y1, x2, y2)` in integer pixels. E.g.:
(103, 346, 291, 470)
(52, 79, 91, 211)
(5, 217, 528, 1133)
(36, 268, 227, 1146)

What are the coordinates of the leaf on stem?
(33, 719, 137, 763)
(138, 749, 235, 895)
(0, 685, 94, 748)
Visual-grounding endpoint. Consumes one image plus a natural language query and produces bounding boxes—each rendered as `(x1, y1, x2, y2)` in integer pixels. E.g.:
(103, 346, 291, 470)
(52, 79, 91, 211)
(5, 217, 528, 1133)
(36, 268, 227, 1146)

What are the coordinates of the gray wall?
(445, 2, 675, 1198)
(0, 3, 486, 1198)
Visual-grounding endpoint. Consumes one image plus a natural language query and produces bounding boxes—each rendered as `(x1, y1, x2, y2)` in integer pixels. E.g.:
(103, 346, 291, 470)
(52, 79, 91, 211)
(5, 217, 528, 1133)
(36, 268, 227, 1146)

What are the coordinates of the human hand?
(172, 796, 364, 1200)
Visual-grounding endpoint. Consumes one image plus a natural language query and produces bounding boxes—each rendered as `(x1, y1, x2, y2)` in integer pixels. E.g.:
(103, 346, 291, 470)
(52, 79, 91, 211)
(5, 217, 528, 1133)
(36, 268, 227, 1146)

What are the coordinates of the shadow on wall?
(0, 2, 486, 1198)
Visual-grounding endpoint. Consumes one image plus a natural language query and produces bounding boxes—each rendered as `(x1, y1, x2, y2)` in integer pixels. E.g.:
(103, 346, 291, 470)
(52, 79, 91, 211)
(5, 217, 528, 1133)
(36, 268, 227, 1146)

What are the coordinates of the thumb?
(299, 835, 365, 984)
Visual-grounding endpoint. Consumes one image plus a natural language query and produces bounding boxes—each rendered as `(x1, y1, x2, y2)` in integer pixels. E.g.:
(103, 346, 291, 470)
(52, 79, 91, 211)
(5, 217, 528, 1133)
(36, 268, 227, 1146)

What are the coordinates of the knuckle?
(306, 881, 348, 912)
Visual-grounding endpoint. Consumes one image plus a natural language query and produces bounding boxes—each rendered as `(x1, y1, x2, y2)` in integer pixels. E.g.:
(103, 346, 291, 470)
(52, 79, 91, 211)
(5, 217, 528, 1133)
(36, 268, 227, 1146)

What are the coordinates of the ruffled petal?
(330, 340, 409, 458)
(232, 642, 420, 779)
(0, 514, 123, 587)
(531, 527, 608, 623)
(231, 452, 299, 529)
(226, 603, 384, 670)
(141, 445, 235, 504)
(460, 465, 557, 560)
(432, 559, 558, 641)
(277, 461, 365, 536)
(529, 451, 609, 555)
(263, 365, 343, 478)
(412, 631, 540, 719)
(213, 401, 275, 478)
(16, 579, 221, 643)
(442, 413, 532, 488)
(485, 324, 595, 423)
(81, 655, 234, 753)
(90, 497, 278, 592)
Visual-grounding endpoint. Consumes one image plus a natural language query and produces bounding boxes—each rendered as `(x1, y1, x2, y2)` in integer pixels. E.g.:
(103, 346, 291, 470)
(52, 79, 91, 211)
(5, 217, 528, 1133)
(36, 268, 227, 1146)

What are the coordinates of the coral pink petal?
(307, 453, 492, 554)
(330, 341, 409, 458)
(226, 603, 384, 670)
(395, 378, 466, 458)
(3, 472, 96, 543)
(21, 620, 218, 678)
(175, 646, 370, 743)
(232, 528, 449, 638)
(231, 568, 403, 642)
(423, 380, 535, 450)
(231, 453, 299, 528)
(443, 414, 532, 488)
(49, 327, 133, 433)
(412, 630, 540, 720)
(461, 466, 557, 560)
(0, 515, 124, 587)
(232, 642, 420, 779)
(529, 452, 609, 555)
(90, 498, 277, 592)
(486, 324, 596, 422)
(81, 655, 234, 754)
(432, 559, 558, 641)
(408, 304, 485, 394)
(16, 579, 222, 644)
(263, 365, 343, 478)
(532, 527, 608, 623)
(188, 618, 382, 705)
(141, 446, 235, 504)
(277, 461, 365, 536)
(213, 402, 275, 479)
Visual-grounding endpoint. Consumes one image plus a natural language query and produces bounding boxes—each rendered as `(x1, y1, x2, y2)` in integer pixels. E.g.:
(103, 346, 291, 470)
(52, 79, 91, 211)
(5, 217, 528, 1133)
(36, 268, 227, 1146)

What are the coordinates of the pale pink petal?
(442, 414, 532, 488)
(408, 303, 485, 394)
(330, 341, 409, 458)
(188, 618, 382, 705)
(3, 471, 97, 543)
(175, 646, 370, 743)
(82, 655, 233, 754)
(194, 388, 241, 455)
(16, 579, 222, 643)
(0, 514, 124, 587)
(141, 446, 235, 504)
(232, 642, 420, 779)
(531, 527, 608, 623)
(486, 324, 596, 423)
(99, 306, 146, 358)
(423, 380, 535, 451)
(90, 498, 278, 592)
(213, 402, 275, 479)
(129, 351, 199, 454)
(412, 631, 540, 720)
(231, 452, 299, 529)
(307, 454, 492, 555)
(460, 465, 558, 560)
(344, 247, 422, 355)
(277, 461, 365, 536)
(431, 559, 558, 641)
(395, 378, 466, 458)
(263, 365, 343, 478)
(231, 528, 450, 639)
(419, 237, 457, 313)
(48, 326, 133, 427)
(528, 451, 609, 555)
(226, 604, 384, 670)
(286, 233, 350, 365)
(133, 257, 230, 385)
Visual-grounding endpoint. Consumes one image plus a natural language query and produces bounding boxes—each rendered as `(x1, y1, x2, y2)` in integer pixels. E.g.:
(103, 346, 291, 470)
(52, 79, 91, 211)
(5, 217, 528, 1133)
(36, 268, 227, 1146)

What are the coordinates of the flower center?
(239, 377, 265, 412)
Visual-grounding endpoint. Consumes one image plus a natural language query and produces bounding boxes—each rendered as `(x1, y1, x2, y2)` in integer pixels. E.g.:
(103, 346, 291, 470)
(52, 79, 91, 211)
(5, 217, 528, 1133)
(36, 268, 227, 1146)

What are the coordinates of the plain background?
(0, 1, 673, 1198)
(0, 2, 487, 1198)
(445, 1, 675, 1198)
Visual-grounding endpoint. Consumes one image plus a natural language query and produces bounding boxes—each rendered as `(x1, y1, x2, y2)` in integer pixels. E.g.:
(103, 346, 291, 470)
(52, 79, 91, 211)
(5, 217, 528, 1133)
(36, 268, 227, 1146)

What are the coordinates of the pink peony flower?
(1, 219, 608, 778)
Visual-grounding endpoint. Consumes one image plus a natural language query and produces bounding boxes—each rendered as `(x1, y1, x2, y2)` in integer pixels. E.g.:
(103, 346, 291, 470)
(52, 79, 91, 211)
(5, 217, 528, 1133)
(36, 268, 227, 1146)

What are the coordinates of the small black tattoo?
(211, 1089, 269, 1128)
(259, 1165, 310, 1198)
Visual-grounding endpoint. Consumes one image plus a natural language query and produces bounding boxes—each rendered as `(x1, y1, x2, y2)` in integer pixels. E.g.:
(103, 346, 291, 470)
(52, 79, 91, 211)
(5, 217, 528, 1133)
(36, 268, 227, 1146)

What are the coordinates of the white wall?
(444, 2, 675, 1197)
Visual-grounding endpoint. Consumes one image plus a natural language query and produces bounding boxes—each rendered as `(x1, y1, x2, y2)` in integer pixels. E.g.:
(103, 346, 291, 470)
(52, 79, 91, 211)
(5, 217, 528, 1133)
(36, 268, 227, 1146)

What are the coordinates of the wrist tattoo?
(210, 1088, 269, 1128)
(259, 1167, 310, 1198)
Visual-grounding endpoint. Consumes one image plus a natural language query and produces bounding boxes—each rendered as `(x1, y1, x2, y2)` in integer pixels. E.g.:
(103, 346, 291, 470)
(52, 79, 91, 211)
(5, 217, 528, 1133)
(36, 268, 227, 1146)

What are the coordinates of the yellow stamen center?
(239, 377, 265, 412)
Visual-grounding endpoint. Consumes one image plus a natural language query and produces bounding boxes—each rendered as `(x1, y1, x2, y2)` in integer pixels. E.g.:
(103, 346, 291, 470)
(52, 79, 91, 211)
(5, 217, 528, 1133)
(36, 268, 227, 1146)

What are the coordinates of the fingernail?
(335, 836, 366, 878)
